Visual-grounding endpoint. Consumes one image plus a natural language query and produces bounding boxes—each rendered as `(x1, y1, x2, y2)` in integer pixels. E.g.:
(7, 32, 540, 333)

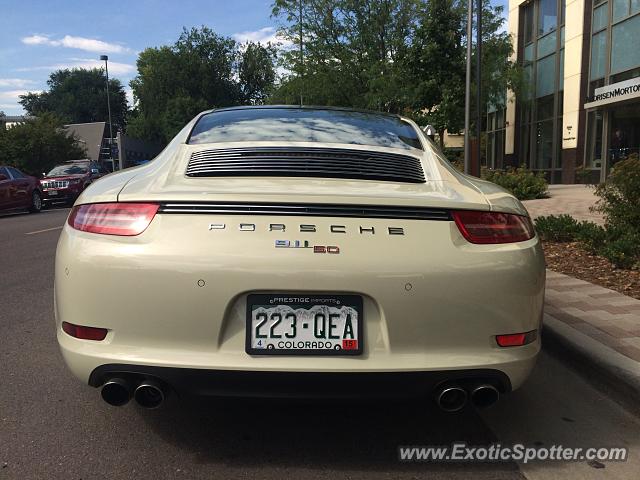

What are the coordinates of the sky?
(0, 0, 508, 116)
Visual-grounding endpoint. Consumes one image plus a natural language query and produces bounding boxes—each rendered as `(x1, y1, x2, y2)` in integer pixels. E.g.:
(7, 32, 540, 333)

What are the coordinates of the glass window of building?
(486, 105, 506, 169)
(517, 0, 564, 181)
(538, 0, 558, 34)
(536, 54, 557, 97)
(537, 31, 557, 58)
(586, 0, 640, 183)
(611, 14, 640, 74)
(593, 3, 609, 30)
(590, 31, 607, 79)
(524, 3, 535, 43)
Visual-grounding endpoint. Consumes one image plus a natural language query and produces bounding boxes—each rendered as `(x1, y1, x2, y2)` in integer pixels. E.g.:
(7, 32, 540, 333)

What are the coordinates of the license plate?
(246, 294, 363, 355)
(48, 190, 58, 196)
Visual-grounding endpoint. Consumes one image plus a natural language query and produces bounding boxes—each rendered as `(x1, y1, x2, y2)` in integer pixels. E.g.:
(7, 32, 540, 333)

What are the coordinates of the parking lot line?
(25, 226, 63, 235)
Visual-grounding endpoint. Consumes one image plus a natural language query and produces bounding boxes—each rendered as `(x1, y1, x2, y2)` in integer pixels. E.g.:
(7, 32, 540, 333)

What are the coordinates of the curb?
(542, 313, 640, 402)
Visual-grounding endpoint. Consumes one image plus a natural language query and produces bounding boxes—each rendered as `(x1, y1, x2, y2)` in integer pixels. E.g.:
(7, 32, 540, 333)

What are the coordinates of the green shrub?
(482, 167, 548, 200)
(593, 155, 640, 233)
(534, 214, 581, 242)
(599, 229, 640, 269)
(575, 221, 607, 254)
(591, 155, 640, 269)
(534, 158, 640, 269)
(535, 213, 638, 269)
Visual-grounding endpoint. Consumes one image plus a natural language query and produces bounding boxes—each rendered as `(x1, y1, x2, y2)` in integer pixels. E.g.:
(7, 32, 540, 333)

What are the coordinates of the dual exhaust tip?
(435, 383, 499, 412)
(101, 378, 166, 409)
(102, 377, 497, 411)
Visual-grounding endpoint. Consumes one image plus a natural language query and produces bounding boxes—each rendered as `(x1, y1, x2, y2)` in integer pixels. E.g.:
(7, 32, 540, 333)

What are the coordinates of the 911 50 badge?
(275, 240, 340, 254)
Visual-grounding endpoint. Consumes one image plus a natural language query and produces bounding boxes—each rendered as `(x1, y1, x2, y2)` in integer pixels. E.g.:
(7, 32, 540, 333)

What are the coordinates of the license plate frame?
(245, 293, 363, 356)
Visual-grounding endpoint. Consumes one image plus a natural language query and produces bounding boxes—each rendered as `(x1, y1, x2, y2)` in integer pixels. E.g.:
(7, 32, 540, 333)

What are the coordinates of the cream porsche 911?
(55, 106, 545, 411)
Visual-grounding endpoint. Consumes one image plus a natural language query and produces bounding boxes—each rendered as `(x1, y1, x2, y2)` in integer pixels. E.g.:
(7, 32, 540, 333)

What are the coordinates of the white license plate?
(48, 190, 58, 196)
(246, 294, 363, 355)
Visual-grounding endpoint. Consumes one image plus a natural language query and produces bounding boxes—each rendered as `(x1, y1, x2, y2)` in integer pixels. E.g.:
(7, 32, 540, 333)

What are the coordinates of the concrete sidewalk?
(543, 269, 640, 398)
(523, 184, 603, 224)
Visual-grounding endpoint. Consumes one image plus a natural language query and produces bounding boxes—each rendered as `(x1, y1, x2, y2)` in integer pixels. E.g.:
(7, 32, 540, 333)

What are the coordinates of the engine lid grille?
(185, 147, 426, 183)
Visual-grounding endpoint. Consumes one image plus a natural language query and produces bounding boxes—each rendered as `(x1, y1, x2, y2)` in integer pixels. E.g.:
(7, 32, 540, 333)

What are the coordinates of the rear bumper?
(88, 363, 512, 398)
(55, 213, 545, 393)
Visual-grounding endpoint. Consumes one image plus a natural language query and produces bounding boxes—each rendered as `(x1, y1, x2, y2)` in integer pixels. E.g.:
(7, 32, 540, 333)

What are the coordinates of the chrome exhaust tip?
(435, 385, 468, 412)
(101, 378, 132, 407)
(470, 384, 500, 408)
(134, 380, 165, 409)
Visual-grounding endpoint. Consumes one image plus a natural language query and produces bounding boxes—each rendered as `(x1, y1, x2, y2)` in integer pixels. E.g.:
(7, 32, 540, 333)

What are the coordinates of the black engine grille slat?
(158, 202, 451, 221)
(186, 147, 426, 183)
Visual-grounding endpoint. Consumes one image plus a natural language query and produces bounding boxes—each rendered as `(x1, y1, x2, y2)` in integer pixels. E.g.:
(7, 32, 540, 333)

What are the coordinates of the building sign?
(584, 77, 640, 109)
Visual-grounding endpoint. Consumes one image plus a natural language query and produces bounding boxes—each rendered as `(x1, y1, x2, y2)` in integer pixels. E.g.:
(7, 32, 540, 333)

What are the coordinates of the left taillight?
(68, 203, 159, 236)
(452, 210, 535, 244)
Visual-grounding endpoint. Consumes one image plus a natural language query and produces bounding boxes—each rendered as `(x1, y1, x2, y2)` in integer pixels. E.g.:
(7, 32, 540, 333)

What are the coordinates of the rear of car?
(55, 107, 545, 411)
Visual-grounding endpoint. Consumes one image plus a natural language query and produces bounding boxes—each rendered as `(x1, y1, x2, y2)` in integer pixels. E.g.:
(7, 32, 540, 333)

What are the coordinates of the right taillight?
(452, 210, 535, 244)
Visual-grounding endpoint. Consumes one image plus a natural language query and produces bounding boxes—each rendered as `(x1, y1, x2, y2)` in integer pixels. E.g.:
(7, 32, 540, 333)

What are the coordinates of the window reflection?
(538, 0, 558, 35)
(189, 108, 423, 150)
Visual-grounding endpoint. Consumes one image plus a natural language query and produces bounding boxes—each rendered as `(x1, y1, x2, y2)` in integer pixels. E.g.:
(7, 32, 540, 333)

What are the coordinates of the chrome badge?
(275, 240, 340, 254)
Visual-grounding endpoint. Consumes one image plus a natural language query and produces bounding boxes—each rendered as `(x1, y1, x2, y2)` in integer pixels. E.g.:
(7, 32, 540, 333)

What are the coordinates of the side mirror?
(423, 125, 436, 137)
(0, 174, 7, 181)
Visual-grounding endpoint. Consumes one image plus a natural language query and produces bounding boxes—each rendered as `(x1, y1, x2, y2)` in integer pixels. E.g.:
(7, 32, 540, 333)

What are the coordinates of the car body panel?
(0, 166, 41, 212)
(55, 212, 544, 390)
(55, 107, 544, 400)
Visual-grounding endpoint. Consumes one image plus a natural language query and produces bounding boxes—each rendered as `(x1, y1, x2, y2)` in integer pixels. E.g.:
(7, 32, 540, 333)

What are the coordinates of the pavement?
(523, 184, 603, 224)
(522, 186, 640, 403)
(2, 208, 640, 479)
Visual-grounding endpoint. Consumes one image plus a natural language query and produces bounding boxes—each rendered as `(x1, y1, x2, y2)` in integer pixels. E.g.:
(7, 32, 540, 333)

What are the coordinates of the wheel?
(29, 190, 42, 213)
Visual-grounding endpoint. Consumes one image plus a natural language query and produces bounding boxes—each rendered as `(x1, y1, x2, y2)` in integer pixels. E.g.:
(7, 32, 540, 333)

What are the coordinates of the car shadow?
(137, 395, 520, 476)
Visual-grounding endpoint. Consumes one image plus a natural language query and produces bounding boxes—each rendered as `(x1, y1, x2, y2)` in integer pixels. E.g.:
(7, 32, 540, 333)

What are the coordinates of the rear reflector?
(62, 321, 108, 341)
(452, 210, 535, 244)
(68, 203, 159, 236)
(496, 330, 537, 347)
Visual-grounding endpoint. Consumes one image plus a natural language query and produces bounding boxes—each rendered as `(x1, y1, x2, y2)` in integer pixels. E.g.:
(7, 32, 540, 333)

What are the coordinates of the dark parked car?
(40, 160, 108, 206)
(0, 166, 42, 214)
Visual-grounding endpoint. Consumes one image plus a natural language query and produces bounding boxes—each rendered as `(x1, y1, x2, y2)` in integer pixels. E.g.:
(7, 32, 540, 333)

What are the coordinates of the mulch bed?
(542, 241, 640, 300)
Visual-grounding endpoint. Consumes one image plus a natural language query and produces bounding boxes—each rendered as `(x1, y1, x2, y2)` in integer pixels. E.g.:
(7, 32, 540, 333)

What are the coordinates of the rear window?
(188, 108, 423, 150)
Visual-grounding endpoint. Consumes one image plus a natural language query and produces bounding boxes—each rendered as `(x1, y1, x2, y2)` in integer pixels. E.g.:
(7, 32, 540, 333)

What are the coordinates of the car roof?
(207, 105, 403, 119)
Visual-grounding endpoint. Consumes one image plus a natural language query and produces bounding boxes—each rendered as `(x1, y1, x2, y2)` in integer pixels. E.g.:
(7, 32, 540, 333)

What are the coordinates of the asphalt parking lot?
(1, 208, 640, 480)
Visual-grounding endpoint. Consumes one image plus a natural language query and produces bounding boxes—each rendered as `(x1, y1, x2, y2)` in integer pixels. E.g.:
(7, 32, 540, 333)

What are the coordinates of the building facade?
(499, 0, 640, 183)
(65, 122, 162, 170)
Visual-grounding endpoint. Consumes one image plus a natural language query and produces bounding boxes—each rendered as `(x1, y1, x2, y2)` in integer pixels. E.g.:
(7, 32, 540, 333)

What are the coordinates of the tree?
(0, 113, 86, 175)
(239, 42, 278, 104)
(270, 0, 419, 111)
(128, 27, 277, 144)
(270, 0, 520, 150)
(406, 0, 466, 147)
(19, 69, 128, 131)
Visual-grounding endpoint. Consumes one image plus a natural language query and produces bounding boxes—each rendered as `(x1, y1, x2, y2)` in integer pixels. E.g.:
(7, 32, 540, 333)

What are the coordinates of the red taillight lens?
(68, 203, 159, 236)
(496, 330, 537, 347)
(452, 210, 535, 244)
(62, 321, 108, 341)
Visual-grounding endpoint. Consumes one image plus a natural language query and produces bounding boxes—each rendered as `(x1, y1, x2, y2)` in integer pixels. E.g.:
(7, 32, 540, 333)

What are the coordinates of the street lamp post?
(464, 0, 473, 174)
(100, 55, 115, 170)
(463, 0, 483, 176)
(476, 0, 482, 177)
